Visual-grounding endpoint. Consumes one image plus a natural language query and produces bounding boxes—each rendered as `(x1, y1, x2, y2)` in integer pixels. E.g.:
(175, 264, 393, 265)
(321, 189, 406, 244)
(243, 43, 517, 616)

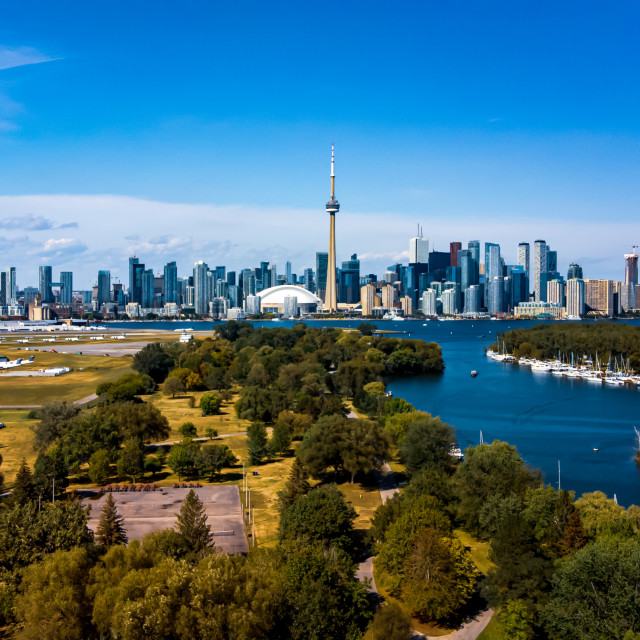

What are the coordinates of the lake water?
(106, 318, 640, 505)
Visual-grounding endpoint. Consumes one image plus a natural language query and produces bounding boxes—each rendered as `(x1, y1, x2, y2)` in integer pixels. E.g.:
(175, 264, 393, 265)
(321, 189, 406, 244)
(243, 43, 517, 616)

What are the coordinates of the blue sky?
(1, 1, 639, 288)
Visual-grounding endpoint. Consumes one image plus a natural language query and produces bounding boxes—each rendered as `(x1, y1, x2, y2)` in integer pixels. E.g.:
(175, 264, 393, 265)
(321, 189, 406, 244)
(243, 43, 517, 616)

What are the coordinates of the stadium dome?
(258, 285, 322, 315)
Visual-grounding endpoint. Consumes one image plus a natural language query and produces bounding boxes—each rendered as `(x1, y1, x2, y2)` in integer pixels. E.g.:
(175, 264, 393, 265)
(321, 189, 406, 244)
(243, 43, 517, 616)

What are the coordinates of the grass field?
(455, 529, 495, 575)
(0, 348, 135, 405)
(477, 614, 502, 639)
(0, 410, 37, 486)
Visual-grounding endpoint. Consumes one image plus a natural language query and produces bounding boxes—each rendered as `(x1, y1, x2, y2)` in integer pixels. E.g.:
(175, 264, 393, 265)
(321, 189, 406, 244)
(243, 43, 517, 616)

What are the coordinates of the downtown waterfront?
(107, 318, 640, 506)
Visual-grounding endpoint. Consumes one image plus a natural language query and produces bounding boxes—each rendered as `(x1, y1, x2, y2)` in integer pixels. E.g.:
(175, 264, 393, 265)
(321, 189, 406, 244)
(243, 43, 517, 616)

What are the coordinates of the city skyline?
(2, 2, 640, 285)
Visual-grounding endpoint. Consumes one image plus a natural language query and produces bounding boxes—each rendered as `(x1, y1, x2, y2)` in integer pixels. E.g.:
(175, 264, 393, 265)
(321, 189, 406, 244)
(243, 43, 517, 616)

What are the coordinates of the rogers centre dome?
(259, 285, 323, 314)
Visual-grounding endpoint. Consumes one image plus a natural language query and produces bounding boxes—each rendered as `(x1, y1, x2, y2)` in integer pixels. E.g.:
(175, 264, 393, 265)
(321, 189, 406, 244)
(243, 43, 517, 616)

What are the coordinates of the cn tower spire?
(325, 145, 340, 312)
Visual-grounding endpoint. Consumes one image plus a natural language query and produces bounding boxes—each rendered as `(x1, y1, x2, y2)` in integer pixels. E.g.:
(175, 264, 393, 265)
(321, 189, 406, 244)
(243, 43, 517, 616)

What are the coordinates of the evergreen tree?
(559, 510, 588, 556)
(12, 459, 36, 505)
(247, 422, 268, 465)
(176, 489, 213, 556)
(95, 493, 128, 547)
(278, 457, 310, 512)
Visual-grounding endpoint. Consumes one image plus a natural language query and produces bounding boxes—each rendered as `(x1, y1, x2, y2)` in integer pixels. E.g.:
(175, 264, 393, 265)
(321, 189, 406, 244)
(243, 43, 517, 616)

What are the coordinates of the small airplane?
(0, 355, 35, 369)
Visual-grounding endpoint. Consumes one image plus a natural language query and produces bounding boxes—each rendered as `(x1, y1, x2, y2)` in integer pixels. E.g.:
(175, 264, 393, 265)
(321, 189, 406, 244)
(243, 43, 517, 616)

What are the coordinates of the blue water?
(106, 318, 640, 505)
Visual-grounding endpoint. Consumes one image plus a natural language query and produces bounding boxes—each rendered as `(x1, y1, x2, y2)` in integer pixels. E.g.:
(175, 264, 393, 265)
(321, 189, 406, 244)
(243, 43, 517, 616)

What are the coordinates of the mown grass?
(455, 529, 495, 575)
(0, 410, 37, 486)
(477, 613, 502, 639)
(0, 348, 134, 406)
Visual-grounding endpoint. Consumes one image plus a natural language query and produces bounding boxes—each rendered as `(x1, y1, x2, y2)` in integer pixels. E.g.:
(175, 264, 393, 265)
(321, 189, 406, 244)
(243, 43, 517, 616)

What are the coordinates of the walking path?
(348, 409, 493, 640)
(150, 431, 245, 448)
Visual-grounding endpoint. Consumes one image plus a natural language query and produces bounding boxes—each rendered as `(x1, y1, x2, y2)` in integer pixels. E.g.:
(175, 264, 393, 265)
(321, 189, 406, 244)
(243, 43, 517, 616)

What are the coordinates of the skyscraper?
(194, 261, 210, 315)
(60, 272, 73, 305)
(517, 242, 530, 291)
(164, 261, 178, 304)
(566, 279, 585, 317)
(6, 268, 16, 305)
(468, 241, 480, 286)
(567, 263, 583, 280)
(39, 265, 53, 303)
(315, 252, 328, 300)
(324, 145, 340, 311)
(625, 252, 639, 285)
(97, 270, 111, 306)
(129, 256, 139, 299)
(409, 230, 429, 264)
(533, 240, 548, 302)
(449, 242, 462, 267)
(339, 254, 360, 304)
(0, 272, 5, 306)
(142, 269, 154, 307)
(286, 261, 292, 285)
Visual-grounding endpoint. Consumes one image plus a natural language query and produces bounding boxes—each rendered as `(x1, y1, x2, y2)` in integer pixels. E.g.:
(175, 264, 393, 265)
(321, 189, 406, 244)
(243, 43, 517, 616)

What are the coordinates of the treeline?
(493, 322, 640, 369)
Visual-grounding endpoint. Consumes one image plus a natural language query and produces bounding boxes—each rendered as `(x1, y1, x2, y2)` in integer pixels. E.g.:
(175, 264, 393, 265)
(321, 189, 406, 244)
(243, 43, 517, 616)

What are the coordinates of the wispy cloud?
(0, 46, 57, 71)
(0, 213, 77, 231)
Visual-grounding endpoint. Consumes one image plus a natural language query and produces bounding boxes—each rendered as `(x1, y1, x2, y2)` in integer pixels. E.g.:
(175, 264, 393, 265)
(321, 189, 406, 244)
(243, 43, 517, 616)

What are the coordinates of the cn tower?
(324, 144, 340, 311)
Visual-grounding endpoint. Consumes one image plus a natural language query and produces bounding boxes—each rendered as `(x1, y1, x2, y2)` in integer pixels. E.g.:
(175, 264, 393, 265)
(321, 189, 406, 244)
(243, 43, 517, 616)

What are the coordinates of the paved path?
(349, 408, 492, 640)
(150, 431, 246, 448)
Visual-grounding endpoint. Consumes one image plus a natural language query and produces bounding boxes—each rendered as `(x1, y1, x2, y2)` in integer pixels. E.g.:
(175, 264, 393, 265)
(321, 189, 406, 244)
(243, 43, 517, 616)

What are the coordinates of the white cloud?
(35, 237, 88, 259)
(0, 46, 56, 71)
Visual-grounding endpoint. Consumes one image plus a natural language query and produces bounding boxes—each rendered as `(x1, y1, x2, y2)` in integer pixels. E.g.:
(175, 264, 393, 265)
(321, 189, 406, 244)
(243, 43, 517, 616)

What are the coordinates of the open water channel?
(108, 318, 640, 506)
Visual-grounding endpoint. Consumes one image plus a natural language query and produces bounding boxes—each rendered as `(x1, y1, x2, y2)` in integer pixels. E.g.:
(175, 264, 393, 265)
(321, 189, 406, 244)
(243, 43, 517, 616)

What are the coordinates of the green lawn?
(477, 613, 503, 639)
(455, 529, 495, 575)
(0, 410, 37, 486)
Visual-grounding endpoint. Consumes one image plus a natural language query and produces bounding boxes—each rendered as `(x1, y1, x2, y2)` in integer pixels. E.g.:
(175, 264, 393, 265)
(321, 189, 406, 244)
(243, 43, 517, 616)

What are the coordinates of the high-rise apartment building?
(39, 265, 53, 304)
(533, 240, 548, 302)
(6, 268, 16, 305)
(517, 242, 530, 295)
(421, 289, 437, 316)
(409, 235, 429, 264)
(360, 284, 376, 316)
(60, 272, 73, 304)
(381, 284, 396, 310)
(97, 270, 111, 306)
(547, 279, 565, 307)
(142, 269, 154, 308)
(463, 285, 482, 314)
(566, 279, 585, 317)
(303, 268, 314, 292)
(286, 261, 292, 285)
(585, 279, 614, 316)
(400, 295, 412, 316)
(489, 276, 505, 314)
(0, 271, 5, 306)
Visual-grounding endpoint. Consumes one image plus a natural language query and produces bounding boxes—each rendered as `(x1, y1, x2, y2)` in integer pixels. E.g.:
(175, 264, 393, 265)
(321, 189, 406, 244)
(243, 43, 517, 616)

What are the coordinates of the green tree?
(247, 421, 268, 465)
(341, 418, 389, 483)
(543, 537, 640, 639)
(179, 421, 198, 438)
(167, 441, 200, 479)
(33, 447, 69, 500)
(117, 439, 144, 482)
(12, 459, 36, 505)
(95, 493, 128, 547)
(204, 427, 218, 441)
(163, 376, 186, 398)
(453, 441, 542, 536)
(575, 490, 630, 538)
(194, 444, 237, 481)
(297, 414, 348, 476)
(88, 449, 111, 485)
(106, 403, 170, 442)
(402, 529, 478, 622)
(132, 342, 174, 382)
(144, 455, 162, 479)
(200, 392, 222, 415)
(268, 420, 292, 456)
(176, 489, 213, 556)
(498, 599, 536, 640)
(14, 547, 94, 640)
(279, 484, 357, 552)
(367, 602, 413, 640)
(278, 457, 311, 512)
(399, 413, 457, 476)
(30, 401, 81, 451)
